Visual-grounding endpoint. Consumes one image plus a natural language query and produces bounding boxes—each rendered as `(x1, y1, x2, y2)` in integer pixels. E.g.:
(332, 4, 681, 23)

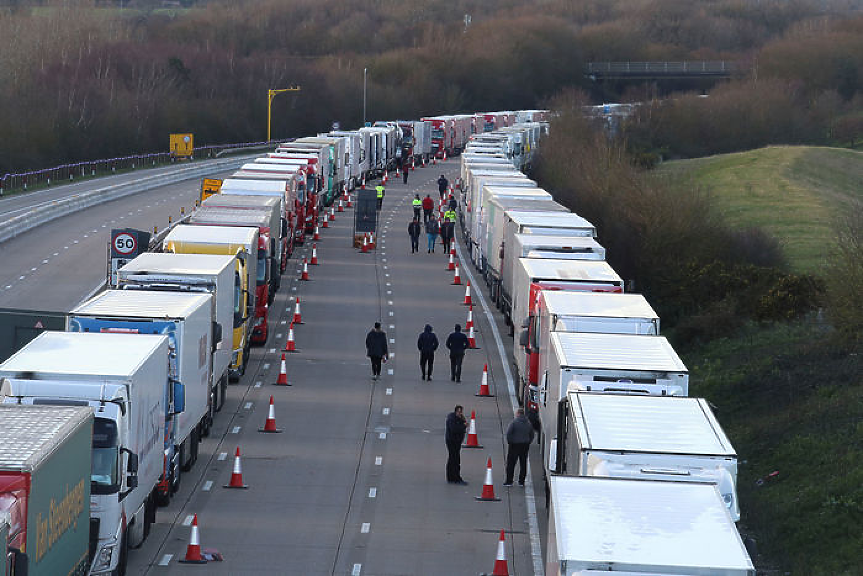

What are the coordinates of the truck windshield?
(257, 250, 267, 285)
(91, 418, 119, 494)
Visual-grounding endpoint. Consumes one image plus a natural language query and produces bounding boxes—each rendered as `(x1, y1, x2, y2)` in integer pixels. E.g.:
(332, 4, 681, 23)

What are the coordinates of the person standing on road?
(412, 194, 422, 220)
(417, 324, 438, 380)
(421, 194, 434, 222)
(445, 405, 468, 484)
(503, 408, 535, 486)
(403, 166, 409, 184)
(445, 323, 469, 382)
(437, 175, 449, 200)
(365, 322, 388, 380)
(376, 184, 385, 210)
(442, 208, 457, 253)
(439, 216, 452, 255)
(425, 217, 439, 253)
(408, 217, 422, 254)
(448, 194, 458, 212)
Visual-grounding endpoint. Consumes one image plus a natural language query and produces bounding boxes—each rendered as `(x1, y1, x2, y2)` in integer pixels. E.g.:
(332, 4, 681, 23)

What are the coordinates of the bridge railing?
(586, 61, 735, 76)
(0, 140, 278, 195)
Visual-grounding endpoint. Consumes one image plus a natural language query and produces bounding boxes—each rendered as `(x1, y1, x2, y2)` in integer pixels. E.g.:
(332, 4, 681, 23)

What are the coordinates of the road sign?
(112, 232, 137, 255)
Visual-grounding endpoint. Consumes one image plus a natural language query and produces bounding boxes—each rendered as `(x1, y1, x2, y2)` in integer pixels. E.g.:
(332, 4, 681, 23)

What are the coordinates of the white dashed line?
(382, 407, 390, 415)
(218, 452, 227, 461)
(231, 426, 240, 434)
(352, 564, 362, 576)
(387, 369, 394, 375)
(202, 481, 213, 491)
(158, 554, 173, 566)
(368, 487, 377, 498)
(361, 523, 370, 533)
(255, 381, 262, 388)
(389, 338, 395, 344)
(386, 388, 392, 395)
(244, 402, 252, 410)
(263, 363, 270, 370)
(269, 348, 276, 354)
(375, 456, 382, 465)
(379, 432, 386, 440)
(183, 515, 194, 526)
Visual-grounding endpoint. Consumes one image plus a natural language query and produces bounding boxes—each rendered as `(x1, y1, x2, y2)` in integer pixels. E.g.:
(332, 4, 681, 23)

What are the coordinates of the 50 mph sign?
(112, 232, 137, 255)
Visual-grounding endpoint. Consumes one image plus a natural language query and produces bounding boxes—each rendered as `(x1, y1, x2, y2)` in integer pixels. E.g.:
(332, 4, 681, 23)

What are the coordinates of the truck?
(262, 152, 323, 228)
(461, 173, 535, 237)
(452, 115, 474, 151)
(0, 405, 93, 576)
(116, 252, 234, 414)
(326, 131, 364, 189)
(422, 116, 452, 158)
(0, 332, 173, 576)
(69, 290, 213, 503)
(220, 175, 307, 245)
(546, 476, 754, 575)
(293, 137, 347, 195)
(553, 392, 739, 520)
(362, 127, 397, 173)
(280, 141, 339, 204)
(186, 210, 271, 343)
(395, 120, 431, 165)
(163, 225, 257, 379)
(357, 128, 383, 178)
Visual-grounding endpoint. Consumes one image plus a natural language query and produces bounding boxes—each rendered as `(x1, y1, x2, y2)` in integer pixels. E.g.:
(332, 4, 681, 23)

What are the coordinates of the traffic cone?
(452, 263, 461, 285)
(329, 207, 335, 221)
(284, 323, 296, 352)
(475, 457, 501, 501)
(463, 282, 472, 305)
(224, 447, 248, 489)
(361, 234, 369, 253)
(383, 170, 388, 183)
(338, 199, 344, 212)
(300, 258, 309, 281)
(489, 530, 509, 575)
(468, 325, 478, 349)
(313, 225, 320, 240)
(321, 215, 328, 228)
(310, 243, 318, 265)
(293, 297, 303, 324)
(447, 252, 455, 271)
(274, 353, 290, 386)
(346, 194, 352, 208)
(476, 364, 493, 397)
(411, 158, 415, 171)
(466, 305, 474, 330)
(432, 155, 437, 165)
(361, 177, 366, 189)
(450, 245, 456, 257)
(179, 515, 207, 563)
(464, 410, 483, 448)
(368, 232, 376, 250)
(443, 151, 447, 161)
(259, 396, 283, 433)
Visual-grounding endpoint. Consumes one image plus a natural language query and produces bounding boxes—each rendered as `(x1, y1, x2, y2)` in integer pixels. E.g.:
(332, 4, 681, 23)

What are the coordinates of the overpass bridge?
(586, 61, 737, 81)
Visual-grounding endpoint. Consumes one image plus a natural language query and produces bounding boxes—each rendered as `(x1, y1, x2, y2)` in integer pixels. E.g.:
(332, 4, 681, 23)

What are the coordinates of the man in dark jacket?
(445, 405, 468, 484)
(503, 408, 535, 486)
(417, 324, 438, 380)
(365, 322, 388, 380)
(437, 175, 449, 200)
(408, 217, 422, 254)
(439, 218, 452, 255)
(421, 194, 434, 222)
(445, 323, 469, 382)
(425, 218, 439, 253)
(447, 194, 458, 212)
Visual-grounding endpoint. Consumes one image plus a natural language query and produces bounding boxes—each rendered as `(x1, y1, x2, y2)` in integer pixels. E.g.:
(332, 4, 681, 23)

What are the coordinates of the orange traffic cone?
(468, 325, 478, 349)
(447, 252, 455, 271)
(284, 323, 297, 352)
(443, 151, 447, 161)
(490, 530, 509, 575)
(347, 194, 352, 208)
(224, 447, 248, 489)
(476, 364, 493, 397)
(368, 232, 376, 250)
(466, 305, 474, 330)
(274, 353, 290, 386)
(463, 282, 472, 305)
(338, 199, 344, 212)
(321, 215, 328, 229)
(411, 158, 415, 171)
(432, 155, 437, 165)
(361, 234, 369, 253)
(310, 243, 318, 265)
(383, 170, 388, 183)
(361, 177, 366, 189)
(452, 263, 461, 285)
(313, 224, 320, 240)
(179, 515, 207, 563)
(300, 258, 309, 281)
(293, 297, 302, 324)
(259, 396, 283, 433)
(476, 457, 501, 501)
(450, 245, 456, 257)
(464, 410, 483, 449)
(329, 207, 335, 221)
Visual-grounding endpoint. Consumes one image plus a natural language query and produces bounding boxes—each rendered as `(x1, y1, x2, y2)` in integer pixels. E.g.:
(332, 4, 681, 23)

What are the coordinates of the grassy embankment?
(661, 146, 863, 574)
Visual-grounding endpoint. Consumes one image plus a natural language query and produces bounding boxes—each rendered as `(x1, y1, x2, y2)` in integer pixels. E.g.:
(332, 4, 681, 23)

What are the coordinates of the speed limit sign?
(112, 232, 137, 255)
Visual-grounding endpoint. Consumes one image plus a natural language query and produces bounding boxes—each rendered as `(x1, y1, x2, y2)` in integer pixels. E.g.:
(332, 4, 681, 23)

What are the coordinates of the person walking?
(417, 324, 438, 380)
(408, 217, 421, 254)
(442, 207, 457, 253)
(448, 194, 458, 212)
(403, 166, 409, 184)
(439, 217, 451, 254)
(437, 175, 449, 200)
(365, 322, 388, 380)
(503, 408, 535, 486)
(412, 194, 422, 219)
(445, 323, 469, 382)
(421, 194, 434, 222)
(445, 405, 468, 484)
(425, 217, 439, 253)
(376, 184, 385, 210)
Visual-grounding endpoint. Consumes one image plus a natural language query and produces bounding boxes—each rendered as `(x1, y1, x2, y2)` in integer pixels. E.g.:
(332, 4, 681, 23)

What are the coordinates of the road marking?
(42, 259, 48, 264)
(368, 487, 377, 498)
(386, 388, 392, 395)
(18, 276, 24, 280)
(276, 333, 282, 339)
(244, 402, 252, 410)
(202, 481, 213, 492)
(263, 363, 270, 370)
(269, 348, 276, 354)
(388, 311, 393, 316)
(387, 290, 392, 295)
(158, 554, 173, 566)
(389, 338, 395, 344)
(379, 432, 386, 439)
(255, 381, 262, 388)
(388, 352, 394, 358)
(281, 320, 287, 325)
(388, 324, 394, 329)
(53, 252, 58, 256)
(386, 283, 391, 286)
(352, 564, 362, 576)
(361, 523, 370, 533)
(387, 369, 393, 375)
(218, 452, 227, 461)
(231, 426, 240, 434)
(382, 407, 390, 415)
(375, 456, 382, 465)
(183, 515, 194, 526)
(30, 267, 36, 271)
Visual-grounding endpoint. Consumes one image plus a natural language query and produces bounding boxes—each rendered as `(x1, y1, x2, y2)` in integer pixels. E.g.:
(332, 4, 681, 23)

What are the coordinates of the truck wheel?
(216, 374, 228, 411)
(189, 427, 199, 467)
(172, 445, 183, 494)
(155, 485, 170, 507)
(181, 433, 196, 472)
(143, 493, 156, 539)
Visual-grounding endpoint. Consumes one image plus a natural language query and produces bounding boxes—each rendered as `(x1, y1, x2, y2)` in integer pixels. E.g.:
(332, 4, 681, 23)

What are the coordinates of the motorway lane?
(0, 169, 237, 310)
(124, 161, 543, 575)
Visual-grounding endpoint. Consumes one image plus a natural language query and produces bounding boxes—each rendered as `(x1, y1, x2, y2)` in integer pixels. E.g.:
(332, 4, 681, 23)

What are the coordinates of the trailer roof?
(549, 476, 753, 570)
(165, 224, 257, 245)
(0, 331, 167, 378)
(514, 234, 604, 250)
(507, 211, 595, 231)
(542, 292, 657, 320)
(574, 393, 735, 455)
(551, 332, 687, 373)
(120, 253, 234, 276)
(518, 258, 621, 283)
(491, 198, 568, 213)
(203, 195, 280, 209)
(190, 208, 270, 227)
(222, 179, 289, 192)
(0, 405, 92, 472)
(484, 187, 550, 199)
(73, 289, 211, 318)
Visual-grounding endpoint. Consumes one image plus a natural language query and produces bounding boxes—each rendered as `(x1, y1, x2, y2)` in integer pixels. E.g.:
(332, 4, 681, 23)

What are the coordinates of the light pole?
(267, 86, 301, 142)
(363, 68, 367, 126)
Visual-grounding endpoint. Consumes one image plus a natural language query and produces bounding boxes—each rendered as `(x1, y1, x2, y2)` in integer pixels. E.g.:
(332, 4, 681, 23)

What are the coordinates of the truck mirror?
(212, 321, 222, 349)
(519, 329, 530, 350)
(126, 474, 138, 490)
(173, 381, 186, 414)
(124, 449, 139, 474)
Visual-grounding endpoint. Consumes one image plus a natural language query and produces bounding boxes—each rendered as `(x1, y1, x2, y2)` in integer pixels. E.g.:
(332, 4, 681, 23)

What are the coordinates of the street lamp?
(267, 86, 301, 142)
(363, 68, 367, 126)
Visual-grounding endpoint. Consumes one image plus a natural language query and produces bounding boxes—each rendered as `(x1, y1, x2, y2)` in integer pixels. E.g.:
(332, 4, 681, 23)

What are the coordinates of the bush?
(825, 206, 863, 347)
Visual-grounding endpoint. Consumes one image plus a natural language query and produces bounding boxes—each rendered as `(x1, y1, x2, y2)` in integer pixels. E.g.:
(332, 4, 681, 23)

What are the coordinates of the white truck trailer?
(477, 188, 557, 273)
(553, 392, 739, 520)
(546, 476, 754, 575)
(0, 332, 172, 576)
